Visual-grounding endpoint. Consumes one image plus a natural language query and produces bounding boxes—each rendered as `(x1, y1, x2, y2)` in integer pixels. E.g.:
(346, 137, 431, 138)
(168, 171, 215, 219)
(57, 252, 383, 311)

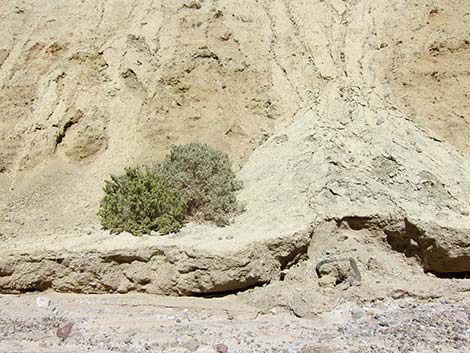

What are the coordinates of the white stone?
(36, 296, 50, 307)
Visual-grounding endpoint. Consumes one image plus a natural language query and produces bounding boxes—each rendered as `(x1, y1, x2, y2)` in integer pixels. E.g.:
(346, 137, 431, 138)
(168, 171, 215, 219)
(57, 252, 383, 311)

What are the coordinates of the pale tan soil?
(0, 0, 469, 238)
(380, 2, 470, 153)
(1, 1, 470, 351)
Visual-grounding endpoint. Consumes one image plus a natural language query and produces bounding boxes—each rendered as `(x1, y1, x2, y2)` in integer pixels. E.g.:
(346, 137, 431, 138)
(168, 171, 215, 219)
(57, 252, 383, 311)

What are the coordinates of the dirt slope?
(1, 0, 469, 238)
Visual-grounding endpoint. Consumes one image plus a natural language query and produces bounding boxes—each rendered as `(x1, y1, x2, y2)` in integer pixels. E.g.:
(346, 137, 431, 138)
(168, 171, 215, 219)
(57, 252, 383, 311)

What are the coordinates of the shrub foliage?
(97, 166, 186, 236)
(98, 143, 242, 236)
(155, 142, 243, 225)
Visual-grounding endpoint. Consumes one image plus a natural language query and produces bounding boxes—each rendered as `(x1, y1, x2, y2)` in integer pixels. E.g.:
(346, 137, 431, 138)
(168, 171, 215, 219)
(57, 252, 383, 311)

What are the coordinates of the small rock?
(182, 338, 200, 352)
(195, 347, 214, 353)
(269, 308, 279, 315)
(213, 10, 224, 19)
(216, 343, 228, 353)
(184, 0, 202, 9)
(220, 33, 231, 41)
(351, 308, 364, 320)
(378, 320, 390, 327)
(293, 306, 305, 318)
(36, 296, 50, 307)
(56, 322, 73, 340)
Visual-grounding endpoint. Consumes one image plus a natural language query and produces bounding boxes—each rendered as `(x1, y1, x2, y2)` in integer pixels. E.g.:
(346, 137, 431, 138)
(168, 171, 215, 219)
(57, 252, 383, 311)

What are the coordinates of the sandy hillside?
(0, 1, 470, 352)
(1, 0, 469, 237)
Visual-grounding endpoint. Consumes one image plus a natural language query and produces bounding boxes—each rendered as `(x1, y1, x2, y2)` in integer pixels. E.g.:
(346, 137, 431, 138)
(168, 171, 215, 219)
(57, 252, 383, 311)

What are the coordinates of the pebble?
(293, 306, 305, 318)
(269, 308, 279, 315)
(36, 296, 50, 307)
(351, 308, 365, 320)
(216, 343, 228, 353)
(56, 322, 74, 340)
(195, 347, 214, 353)
(378, 320, 390, 327)
(182, 338, 200, 352)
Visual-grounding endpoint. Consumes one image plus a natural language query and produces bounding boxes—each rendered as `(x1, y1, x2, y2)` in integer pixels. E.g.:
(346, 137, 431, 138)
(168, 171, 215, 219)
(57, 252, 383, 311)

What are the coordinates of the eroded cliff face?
(0, 0, 469, 294)
(1, 0, 469, 236)
(0, 0, 322, 235)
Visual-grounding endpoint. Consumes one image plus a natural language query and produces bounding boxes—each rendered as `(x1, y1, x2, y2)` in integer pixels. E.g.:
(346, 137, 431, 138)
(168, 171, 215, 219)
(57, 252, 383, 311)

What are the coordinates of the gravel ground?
(0, 294, 468, 353)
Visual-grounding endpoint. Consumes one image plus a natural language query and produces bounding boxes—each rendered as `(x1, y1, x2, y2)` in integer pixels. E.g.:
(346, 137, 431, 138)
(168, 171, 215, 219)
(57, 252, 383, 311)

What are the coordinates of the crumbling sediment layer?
(1, 214, 468, 295)
(0, 230, 311, 295)
(334, 216, 470, 274)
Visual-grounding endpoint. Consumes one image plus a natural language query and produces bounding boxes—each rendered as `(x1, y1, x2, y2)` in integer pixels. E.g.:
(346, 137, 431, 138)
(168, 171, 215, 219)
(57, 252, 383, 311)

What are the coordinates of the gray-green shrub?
(154, 142, 243, 226)
(97, 166, 186, 236)
(98, 143, 243, 236)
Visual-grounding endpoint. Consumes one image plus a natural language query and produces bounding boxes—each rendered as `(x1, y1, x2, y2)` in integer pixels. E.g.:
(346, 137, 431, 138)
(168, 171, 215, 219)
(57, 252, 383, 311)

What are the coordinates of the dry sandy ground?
(1, 293, 469, 353)
(1, 1, 470, 286)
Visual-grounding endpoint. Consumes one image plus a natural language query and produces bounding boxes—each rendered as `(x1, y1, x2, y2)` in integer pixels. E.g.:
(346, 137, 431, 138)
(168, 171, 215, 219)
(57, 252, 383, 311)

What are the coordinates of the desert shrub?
(97, 166, 186, 236)
(154, 142, 243, 226)
(98, 143, 243, 236)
